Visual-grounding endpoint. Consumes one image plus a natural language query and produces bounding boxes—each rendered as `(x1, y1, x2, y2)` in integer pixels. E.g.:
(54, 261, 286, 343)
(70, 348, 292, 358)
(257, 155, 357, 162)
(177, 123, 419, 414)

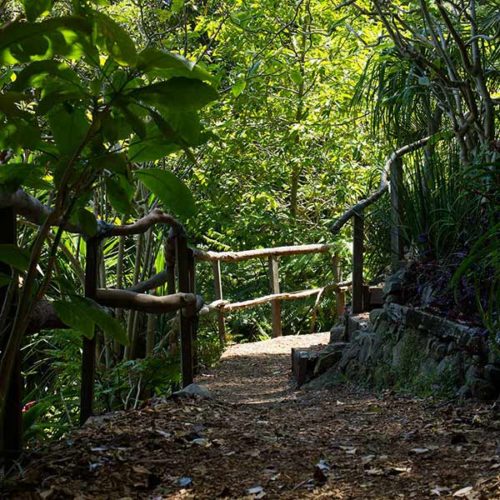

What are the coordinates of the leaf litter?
(6, 332, 500, 498)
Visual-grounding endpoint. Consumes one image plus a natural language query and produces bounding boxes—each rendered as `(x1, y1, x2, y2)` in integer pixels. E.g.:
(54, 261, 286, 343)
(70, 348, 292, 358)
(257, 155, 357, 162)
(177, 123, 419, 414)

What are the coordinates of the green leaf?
(21, 0, 54, 22)
(54, 296, 129, 345)
(53, 299, 95, 339)
(48, 105, 89, 156)
(12, 60, 81, 91)
(105, 175, 134, 214)
(0, 244, 30, 272)
(81, 298, 128, 345)
(131, 77, 218, 111)
(77, 209, 98, 237)
(137, 48, 213, 82)
(0, 163, 48, 192)
(93, 11, 137, 66)
(0, 17, 94, 65)
(128, 121, 180, 162)
(290, 69, 303, 86)
(0, 120, 42, 152)
(231, 79, 246, 97)
(136, 168, 196, 218)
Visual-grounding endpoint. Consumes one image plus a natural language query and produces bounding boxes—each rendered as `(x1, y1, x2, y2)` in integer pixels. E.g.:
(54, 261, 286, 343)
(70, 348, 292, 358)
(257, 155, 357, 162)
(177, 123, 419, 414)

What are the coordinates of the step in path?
(8, 333, 500, 499)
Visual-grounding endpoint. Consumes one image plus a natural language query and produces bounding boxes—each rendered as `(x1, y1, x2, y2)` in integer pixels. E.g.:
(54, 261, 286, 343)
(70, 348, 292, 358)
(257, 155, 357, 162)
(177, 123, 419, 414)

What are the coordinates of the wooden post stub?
(390, 157, 404, 272)
(176, 233, 194, 387)
(268, 256, 282, 337)
(212, 260, 226, 343)
(80, 237, 99, 425)
(335, 289, 346, 318)
(352, 210, 364, 314)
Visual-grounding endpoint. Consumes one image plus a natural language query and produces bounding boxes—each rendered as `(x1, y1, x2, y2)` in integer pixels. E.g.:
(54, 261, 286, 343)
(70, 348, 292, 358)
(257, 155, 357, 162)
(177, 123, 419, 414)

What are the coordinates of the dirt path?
(7, 333, 500, 499)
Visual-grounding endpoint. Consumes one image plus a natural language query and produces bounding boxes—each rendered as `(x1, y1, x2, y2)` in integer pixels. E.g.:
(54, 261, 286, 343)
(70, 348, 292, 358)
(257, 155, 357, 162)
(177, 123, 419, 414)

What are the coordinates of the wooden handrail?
(193, 243, 332, 262)
(95, 289, 197, 314)
(204, 283, 346, 313)
(330, 135, 433, 234)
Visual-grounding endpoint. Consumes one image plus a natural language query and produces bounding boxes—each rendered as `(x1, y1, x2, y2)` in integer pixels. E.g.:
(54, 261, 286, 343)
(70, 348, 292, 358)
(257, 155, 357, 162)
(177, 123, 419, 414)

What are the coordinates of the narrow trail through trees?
(9, 333, 500, 499)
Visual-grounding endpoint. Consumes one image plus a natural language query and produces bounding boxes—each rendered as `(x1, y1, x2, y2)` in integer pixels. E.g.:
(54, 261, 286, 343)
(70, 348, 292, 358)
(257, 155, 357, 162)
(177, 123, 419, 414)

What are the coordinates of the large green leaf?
(82, 298, 129, 346)
(0, 17, 94, 65)
(0, 163, 49, 192)
(137, 48, 213, 82)
(93, 11, 137, 66)
(54, 296, 128, 345)
(136, 168, 196, 218)
(128, 121, 180, 162)
(12, 60, 81, 91)
(77, 209, 98, 237)
(0, 119, 42, 151)
(105, 175, 134, 214)
(48, 105, 90, 156)
(0, 244, 30, 272)
(53, 299, 95, 339)
(130, 77, 218, 111)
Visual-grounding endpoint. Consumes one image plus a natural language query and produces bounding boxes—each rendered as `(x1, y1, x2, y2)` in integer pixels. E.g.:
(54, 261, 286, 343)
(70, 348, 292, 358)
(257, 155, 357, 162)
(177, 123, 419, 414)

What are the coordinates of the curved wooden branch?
(102, 209, 184, 238)
(330, 135, 433, 234)
(0, 193, 185, 238)
(127, 270, 170, 293)
(193, 243, 332, 262)
(0, 190, 83, 233)
(95, 289, 196, 314)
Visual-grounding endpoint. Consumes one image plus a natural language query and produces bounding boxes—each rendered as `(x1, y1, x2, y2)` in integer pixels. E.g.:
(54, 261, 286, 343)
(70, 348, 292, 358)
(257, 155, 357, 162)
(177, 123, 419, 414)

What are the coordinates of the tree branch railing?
(329, 135, 435, 313)
(194, 243, 346, 340)
(79, 213, 197, 425)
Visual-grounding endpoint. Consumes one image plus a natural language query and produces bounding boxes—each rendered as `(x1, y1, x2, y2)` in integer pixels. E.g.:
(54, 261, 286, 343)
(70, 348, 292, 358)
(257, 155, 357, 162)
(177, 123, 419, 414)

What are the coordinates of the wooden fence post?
(212, 260, 226, 343)
(268, 256, 282, 337)
(166, 228, 176, 295)
(352, 210, 364, 314)
(176, 232, 194, 387)
(80, 237, 99, 425)
(0, 207, 23, 465)
(390, 157, 404, 272)
(332, 253, 345, 318)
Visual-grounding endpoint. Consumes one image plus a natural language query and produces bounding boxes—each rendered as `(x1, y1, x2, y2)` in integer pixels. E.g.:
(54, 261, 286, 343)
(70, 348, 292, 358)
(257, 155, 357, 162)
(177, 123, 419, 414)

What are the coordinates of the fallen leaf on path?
(453, 486, 473, 497)
(247, 485, 265, 498)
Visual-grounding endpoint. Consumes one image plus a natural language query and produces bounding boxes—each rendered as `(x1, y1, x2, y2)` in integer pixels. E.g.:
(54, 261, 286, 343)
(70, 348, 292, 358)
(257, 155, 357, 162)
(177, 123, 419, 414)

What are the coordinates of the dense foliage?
(0, 0, 497, 451)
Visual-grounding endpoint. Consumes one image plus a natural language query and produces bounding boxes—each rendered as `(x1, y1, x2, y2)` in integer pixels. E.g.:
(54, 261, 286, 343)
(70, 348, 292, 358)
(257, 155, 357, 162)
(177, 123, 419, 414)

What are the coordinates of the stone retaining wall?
(307, 304, 500, 400)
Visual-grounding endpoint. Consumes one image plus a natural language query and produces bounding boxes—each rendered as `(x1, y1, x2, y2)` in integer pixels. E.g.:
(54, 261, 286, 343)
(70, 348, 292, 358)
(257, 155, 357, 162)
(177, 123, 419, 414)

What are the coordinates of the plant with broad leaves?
(0, 0, 217, 426)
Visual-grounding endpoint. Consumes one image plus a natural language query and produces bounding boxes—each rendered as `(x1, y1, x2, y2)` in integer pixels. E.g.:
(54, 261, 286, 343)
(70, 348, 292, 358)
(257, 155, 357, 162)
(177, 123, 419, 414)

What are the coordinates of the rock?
(329, 325, 345, 343)
(314, 342, 349, 376)
(437, 353, 463, 378)
(369, 308, 386, 325)
(446, 341, 457, 355)
(468, 378, 498, 400)
(419, 358, 438, 379)
(347, 315, 369, 340)
(465, 365, 481, 383)
(484, 364, 500, 387)
(339, 342, 361, 371)
(358, 331, 377, 364)
(457, 385, 471, 399)
(172, 383, 212, 400)
(382, 269, 406, 297)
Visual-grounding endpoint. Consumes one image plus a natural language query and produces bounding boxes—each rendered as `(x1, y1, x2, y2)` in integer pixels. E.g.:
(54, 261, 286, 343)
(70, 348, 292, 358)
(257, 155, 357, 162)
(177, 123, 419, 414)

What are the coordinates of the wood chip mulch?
(4, 332, 500, 499)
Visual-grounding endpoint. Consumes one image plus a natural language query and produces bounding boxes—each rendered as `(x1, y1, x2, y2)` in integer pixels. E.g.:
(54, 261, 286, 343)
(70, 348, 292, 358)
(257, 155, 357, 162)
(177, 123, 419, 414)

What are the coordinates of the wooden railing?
(80, 211, 198, 424)
(194, 244, 347, 339)
(1, 135, 434, 463)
